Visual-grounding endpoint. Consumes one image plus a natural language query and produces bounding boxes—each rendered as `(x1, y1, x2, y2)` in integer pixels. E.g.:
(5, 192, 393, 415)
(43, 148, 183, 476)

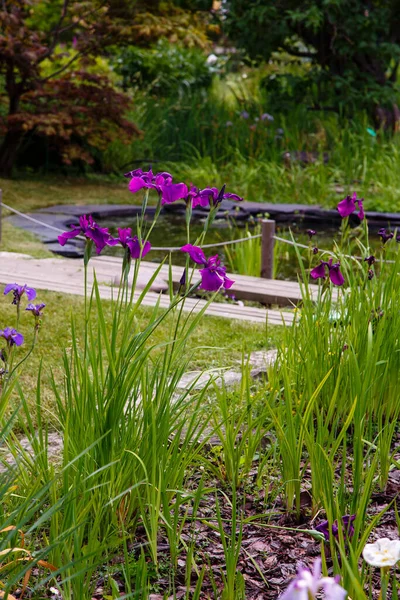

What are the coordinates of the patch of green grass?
(0, 288, 282, 422)
(0, 222, 54, 258)
(0, 175, 133, 212)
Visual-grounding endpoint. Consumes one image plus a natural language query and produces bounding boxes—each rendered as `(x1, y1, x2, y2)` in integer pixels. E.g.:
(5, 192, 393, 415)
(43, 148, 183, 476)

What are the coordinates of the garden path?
(0, 252, 295, 325)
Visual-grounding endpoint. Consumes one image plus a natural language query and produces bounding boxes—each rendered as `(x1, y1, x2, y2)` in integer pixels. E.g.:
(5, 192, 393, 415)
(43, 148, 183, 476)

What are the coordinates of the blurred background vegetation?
(2, 1, 400, 209)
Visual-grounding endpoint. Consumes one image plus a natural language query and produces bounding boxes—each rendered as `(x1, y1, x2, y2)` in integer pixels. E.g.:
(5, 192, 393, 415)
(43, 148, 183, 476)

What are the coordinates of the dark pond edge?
(5, 200, 400, 258)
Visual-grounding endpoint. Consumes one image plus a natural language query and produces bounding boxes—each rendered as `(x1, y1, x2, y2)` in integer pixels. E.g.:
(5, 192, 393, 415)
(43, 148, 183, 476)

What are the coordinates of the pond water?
(100, 213, 395, 282)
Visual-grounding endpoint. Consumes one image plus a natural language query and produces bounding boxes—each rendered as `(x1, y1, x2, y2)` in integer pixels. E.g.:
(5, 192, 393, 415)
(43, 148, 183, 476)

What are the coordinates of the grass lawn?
(0, 176, 130, 212)
(0, 287, 282, 423)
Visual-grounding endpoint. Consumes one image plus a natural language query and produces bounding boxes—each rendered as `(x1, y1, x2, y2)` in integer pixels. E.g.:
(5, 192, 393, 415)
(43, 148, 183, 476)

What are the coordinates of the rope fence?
(0, 199, 395, 273)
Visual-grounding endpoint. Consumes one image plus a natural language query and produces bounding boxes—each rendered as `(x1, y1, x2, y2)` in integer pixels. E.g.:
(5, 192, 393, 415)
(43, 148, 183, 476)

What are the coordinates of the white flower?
(362, 537, 400, 567)
(206, 53, 218, 65)
(280, 558, 347, 600)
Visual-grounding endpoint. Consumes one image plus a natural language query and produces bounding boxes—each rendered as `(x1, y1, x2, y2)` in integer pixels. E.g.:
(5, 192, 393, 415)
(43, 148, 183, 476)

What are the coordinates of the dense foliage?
(0, 0, 213, 176)
(224, 0, 400, 123)
(112, 40, 213, 95)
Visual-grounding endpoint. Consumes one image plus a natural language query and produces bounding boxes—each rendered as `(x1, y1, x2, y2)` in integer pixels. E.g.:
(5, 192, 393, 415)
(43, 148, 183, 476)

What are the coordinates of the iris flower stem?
(83, 256, 90, 361)
(379, 567, 390, 599)
(9, 328, 38, 379)
(143, 193, 161, 245)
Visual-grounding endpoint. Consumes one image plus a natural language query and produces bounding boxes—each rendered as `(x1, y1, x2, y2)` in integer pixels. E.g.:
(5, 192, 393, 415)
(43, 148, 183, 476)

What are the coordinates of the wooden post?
(260, 219, 275, 279)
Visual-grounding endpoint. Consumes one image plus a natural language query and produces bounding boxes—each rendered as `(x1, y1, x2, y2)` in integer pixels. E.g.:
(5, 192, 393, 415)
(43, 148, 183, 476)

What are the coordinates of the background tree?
(223, 0, 400, 126)
(0, 0, 212, 177)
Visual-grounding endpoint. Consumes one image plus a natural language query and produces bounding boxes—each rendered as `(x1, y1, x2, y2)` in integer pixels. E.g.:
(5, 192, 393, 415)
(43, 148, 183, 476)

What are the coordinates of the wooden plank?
(93, 256, 332, 306)
(0, 255, 294, 325)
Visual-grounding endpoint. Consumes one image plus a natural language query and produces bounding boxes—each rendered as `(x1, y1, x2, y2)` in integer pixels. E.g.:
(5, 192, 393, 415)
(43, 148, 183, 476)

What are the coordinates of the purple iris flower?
(58, 215, 110, 254)
(310, 259, 345, 286)
(107, 228, 151, 259)
(378, 228, 394, 244)
(0, 327, 24, 347)
(181, 244, 234, 291)
(126, 168, 188, 206)
(364, 255, 375, 266)
(4, 283, 36, 305)
(26, 303, 46, 317)
(337, 192, 364, 221)
(192, 185, 243, 208)
(315, 515, 356, 541)
(307, 229, 316, 239)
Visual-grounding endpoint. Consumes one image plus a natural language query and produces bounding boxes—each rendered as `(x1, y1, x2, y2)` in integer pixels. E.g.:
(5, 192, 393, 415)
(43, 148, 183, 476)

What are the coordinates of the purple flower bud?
(307, 229, 316, 239)
(378, 228, 394, 244)
(179, 269, 186, 286)
(312, 246, 319, 255)
(240, 111, 249, 119)
(364, 255, 375, 266)
(315, 514, 356, 541)
(368, 269, 374, 280)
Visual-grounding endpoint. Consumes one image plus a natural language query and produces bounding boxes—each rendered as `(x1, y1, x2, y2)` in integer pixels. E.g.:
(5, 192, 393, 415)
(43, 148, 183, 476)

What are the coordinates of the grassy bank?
(0, 287, 281, 422)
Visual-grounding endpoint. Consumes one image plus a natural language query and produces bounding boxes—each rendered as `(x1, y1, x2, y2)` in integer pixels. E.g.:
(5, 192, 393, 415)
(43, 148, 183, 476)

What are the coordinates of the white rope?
(0, 201, 262, 251)
(152, 234, 262, 251)
(0, 201, 396, 263)
(1, 201, 87, 241)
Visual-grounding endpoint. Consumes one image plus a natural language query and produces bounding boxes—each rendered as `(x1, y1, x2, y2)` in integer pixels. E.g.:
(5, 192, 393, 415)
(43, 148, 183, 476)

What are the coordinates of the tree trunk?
(0, 128, 24, 178)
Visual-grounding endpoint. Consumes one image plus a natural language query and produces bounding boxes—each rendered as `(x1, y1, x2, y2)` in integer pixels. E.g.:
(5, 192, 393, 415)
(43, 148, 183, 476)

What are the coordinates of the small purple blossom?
(310, 259, 345, 286)
(261, 113, 274, 122)
(107, 228, 151, 259)
(313, 246, 319, 255)
(307, 229, 316, 239)
(0, 327, 24, 347)
(58, 215, 110, 254)
(280, 558, 346, 600)
(181, 244, 234, 291)
(378, 228, 394, 244)
(240, 110, 249, 119)
(4, 283, 36, 305)
(368, 269, 374, 280)
(26, 303, 46, 318)
(315, 515, 356, 542)
(337, 192, 364, 221)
